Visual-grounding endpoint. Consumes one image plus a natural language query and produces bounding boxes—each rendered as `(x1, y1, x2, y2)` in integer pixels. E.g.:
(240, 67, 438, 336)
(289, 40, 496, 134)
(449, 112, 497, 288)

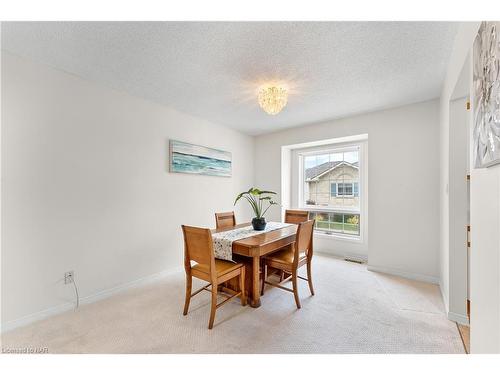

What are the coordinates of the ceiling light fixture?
(257, 86, 288, 115)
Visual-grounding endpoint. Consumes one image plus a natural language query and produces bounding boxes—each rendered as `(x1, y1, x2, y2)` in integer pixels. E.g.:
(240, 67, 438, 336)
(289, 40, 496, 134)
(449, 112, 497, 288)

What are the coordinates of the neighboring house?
(305, 161, 359, 207)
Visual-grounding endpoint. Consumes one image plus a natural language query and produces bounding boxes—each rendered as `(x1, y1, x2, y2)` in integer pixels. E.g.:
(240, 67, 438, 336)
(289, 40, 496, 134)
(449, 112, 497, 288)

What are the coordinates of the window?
(331, 182, 358, 197)
(299, 144, 363, 238)
(308, 211, 360, 236)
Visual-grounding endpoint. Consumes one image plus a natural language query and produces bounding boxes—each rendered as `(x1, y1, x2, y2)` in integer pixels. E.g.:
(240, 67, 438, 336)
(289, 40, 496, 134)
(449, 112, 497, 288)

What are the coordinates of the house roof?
(305, 161, 359, 180)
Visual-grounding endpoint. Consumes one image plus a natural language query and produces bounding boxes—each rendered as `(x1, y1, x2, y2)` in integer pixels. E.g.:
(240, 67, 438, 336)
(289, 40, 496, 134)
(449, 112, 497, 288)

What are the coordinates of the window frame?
(296, 142, 366, 242)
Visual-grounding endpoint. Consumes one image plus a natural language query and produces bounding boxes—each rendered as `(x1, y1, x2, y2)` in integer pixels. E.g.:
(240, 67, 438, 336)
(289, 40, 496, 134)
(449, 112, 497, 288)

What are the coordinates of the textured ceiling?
(1, 22, 458, 135)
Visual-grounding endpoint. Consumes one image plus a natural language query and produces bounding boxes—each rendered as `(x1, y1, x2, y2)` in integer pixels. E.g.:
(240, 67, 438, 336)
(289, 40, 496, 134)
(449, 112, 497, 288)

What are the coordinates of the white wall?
(469, 52, 500, 351)
(255, 100, 441, 282)
(438, 22, 500, 353)
(1, 52, 254, 329)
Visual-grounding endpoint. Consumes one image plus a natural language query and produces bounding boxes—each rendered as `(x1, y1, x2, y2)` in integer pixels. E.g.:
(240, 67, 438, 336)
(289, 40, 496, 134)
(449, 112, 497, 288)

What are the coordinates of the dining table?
(212, 222, 297, 308)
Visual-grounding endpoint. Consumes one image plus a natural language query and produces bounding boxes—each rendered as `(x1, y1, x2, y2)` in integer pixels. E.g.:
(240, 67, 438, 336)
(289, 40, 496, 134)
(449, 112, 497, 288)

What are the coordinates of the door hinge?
(467, 225, 471, 248)
(466, 174, 470, 181)
(466, 101, 471, 110)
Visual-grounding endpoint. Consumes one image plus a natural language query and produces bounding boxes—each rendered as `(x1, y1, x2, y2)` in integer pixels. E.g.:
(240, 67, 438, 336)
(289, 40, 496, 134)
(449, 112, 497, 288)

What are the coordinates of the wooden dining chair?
(214, 211, 236, 229)
(284, 209, 309, 224)
(260, 219, 315, 308)
(182, 225, 246, 329)
(271, 209, 310, 282)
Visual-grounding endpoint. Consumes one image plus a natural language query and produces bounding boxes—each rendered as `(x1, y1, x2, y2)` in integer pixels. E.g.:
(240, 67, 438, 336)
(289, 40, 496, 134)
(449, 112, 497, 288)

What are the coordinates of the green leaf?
(249, 188, 261, 195)
(258, 190, 277, 195)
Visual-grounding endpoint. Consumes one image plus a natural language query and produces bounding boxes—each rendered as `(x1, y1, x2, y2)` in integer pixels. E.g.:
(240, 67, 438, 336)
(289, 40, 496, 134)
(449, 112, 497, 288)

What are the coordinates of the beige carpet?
(1, 255, 464, 353)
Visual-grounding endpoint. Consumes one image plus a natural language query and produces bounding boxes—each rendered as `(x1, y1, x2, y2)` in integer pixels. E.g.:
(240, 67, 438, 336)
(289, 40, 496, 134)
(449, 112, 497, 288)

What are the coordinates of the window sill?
(313, 231, 363, 244)
(299, 206, 360, 214)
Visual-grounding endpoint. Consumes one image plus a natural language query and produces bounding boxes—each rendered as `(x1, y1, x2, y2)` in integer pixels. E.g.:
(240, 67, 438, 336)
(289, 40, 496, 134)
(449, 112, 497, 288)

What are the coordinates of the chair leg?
(208, 284, 218, 329)
(307, 260, 315, 296)
(239, 267, 247, 306)
(183, 273, 192, 315)
(292, 270, 301, 309)
(260, 264, 267, 296)
(279, 270, 284, 282)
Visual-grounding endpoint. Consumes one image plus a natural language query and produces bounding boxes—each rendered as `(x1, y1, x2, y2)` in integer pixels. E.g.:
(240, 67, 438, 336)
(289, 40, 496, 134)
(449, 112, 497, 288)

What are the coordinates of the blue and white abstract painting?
(170, 140, 232, 177)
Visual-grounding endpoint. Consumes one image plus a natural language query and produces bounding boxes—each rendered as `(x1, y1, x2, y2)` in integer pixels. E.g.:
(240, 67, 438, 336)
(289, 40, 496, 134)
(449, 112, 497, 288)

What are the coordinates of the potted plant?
(234, 188, 279, 230)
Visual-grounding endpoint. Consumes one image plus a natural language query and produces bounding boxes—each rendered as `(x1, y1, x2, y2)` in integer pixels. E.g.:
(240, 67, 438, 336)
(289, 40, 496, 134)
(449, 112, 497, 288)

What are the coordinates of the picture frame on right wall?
(473, 21, 500, 168)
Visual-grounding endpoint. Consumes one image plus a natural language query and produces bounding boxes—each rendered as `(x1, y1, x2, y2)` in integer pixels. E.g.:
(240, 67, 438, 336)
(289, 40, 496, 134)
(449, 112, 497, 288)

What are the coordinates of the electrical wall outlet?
(64, 271, 74, 284)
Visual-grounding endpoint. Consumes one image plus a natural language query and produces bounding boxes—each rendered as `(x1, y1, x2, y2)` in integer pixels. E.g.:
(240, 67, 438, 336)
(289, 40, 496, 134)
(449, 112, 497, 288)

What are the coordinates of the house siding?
(306, 164, 359, 207)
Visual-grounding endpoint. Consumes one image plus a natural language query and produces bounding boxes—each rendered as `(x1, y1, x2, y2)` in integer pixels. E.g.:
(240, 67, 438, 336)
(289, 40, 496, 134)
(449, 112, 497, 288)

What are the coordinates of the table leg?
(250, 255, 261, 308)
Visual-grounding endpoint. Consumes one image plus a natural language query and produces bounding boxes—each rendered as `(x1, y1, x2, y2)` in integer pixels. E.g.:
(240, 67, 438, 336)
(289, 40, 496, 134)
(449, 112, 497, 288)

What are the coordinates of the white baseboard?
(367, 264, 439, 284)
(1, 266, 183, 333)
(1, 301, 76, 335)
(447, 311, 469, 326)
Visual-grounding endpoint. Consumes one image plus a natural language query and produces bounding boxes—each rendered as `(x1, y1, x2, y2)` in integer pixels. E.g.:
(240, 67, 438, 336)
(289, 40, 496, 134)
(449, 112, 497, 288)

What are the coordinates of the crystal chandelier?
(257, 86, 288, 115)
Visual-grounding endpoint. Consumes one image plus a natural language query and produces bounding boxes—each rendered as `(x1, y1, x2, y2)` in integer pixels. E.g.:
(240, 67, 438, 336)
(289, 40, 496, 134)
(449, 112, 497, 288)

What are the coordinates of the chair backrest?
(215, 211, 236, 229)
(295, 219, 315, 258)
(285, 209, 309, 224)
(182, 225, 215, 272)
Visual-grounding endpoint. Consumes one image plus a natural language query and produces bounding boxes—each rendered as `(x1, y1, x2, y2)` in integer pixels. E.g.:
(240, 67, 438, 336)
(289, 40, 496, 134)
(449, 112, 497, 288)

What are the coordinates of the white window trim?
(314, 230, 363, 243)
(294, 141, 367, 243)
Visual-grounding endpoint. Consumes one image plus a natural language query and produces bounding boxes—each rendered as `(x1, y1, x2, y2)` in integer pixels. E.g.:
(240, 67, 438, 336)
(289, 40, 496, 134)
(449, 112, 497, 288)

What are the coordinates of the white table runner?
(212, 222, 292, 261)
